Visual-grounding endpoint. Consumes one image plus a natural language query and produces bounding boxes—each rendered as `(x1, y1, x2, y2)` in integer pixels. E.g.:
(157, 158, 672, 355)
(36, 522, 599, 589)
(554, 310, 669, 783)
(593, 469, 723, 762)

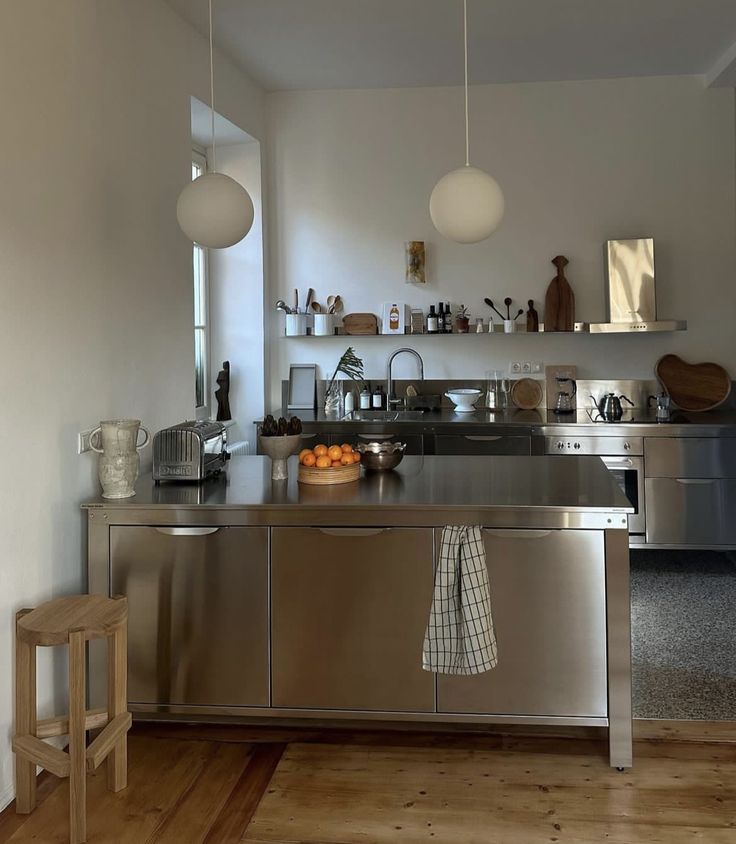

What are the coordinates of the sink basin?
(341, 410, 426, 422)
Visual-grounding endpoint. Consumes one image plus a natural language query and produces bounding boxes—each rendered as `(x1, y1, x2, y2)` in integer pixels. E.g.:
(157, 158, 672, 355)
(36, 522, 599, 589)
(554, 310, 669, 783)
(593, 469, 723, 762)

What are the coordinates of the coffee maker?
(553, 375, 577, 414)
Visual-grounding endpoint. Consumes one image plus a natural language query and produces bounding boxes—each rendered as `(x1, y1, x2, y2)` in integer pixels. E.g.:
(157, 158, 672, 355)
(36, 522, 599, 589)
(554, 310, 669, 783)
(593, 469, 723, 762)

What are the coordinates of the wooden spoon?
(311, 301, 323, 314)
(484, 298, 506, 320)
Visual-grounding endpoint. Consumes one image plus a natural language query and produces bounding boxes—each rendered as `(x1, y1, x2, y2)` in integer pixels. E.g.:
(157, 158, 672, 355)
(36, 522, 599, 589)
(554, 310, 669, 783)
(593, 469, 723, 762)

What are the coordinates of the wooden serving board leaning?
(655, 354, 731, 412)
(544, 255, 575, 332)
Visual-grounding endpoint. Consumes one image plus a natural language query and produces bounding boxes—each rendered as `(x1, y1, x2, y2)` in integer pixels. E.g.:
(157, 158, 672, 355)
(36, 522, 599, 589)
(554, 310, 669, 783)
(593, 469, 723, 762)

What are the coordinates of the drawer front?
(110, 526, 269, 707)
(434, 434, 530, 456)
(645, 438, 736, 478)
(645, 478, 723, 545)
(272, 527, 435, 712)
(437, 528, 608, 718)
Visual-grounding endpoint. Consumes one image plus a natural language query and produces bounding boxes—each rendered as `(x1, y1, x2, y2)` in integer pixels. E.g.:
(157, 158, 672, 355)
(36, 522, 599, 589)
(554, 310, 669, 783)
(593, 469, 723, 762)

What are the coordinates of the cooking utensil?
(445, 388, 482, 413)
(311, 301, 322, 313)
(305, 288, 315, 312)
(293, 288, 299, 313)
(332, 295, 343, 313)
(655, 354, 731, 411)
(526, 300, 539, 333)
(514, 308, 523, 320)
(511, 378, 543, 410)
(355, 441, 406, 472)
(544, 255, 575, 332)
(275, 300, 292, 314)
(590, 393, 634, 420)
(484, 298, 506, 320)
(504, 297, 512, 320)
(553, 374, 577, 414)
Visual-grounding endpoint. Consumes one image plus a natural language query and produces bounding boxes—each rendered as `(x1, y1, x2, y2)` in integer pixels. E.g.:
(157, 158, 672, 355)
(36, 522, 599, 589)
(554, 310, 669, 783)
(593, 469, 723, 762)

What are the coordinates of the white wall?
(0, 0, 262, 810)
(209, 141, 266, 444)
(266, 76, 736, 397)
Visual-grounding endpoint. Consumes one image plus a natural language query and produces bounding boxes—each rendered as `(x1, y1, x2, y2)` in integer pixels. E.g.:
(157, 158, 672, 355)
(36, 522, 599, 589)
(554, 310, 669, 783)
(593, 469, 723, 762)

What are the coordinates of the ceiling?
(166, 0, 736, 91)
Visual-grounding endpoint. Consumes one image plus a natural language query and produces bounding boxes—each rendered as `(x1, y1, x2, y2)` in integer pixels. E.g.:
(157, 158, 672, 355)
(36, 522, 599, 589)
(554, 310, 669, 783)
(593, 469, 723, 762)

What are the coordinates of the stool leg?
(15, 612, 36, 814)
(106, 621, 128, 792)
(69, 629, 87, 844)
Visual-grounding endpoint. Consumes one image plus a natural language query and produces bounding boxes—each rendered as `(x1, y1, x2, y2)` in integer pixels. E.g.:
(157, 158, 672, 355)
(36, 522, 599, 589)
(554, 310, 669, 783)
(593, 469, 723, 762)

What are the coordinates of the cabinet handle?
(483, 529, 552, 539)
(674, 479, 717, 485)
(154, 527, 220, 536)
(357, 434, 394, 441)
(318, 528, 389, 537)
(464, 436, 503, 442)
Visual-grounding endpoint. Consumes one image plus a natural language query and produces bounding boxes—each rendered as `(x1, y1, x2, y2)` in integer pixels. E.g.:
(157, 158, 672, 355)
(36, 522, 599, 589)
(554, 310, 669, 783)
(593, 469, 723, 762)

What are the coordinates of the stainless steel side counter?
(83, 455, 633, 768)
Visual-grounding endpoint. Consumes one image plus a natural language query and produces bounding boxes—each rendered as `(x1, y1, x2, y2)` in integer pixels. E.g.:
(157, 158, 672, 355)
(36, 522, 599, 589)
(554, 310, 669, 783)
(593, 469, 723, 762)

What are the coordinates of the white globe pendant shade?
(176, 172, 254, 249)
(430, 165, 505, 244)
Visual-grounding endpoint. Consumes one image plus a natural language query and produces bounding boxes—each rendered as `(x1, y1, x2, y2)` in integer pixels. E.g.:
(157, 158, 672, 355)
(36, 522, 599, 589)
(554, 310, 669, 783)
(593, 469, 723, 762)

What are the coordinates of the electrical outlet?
(78, 429, 95, 455)
(521, 361, 532, 374)
(531, 360, 544, 374)
(509, 361, 522, 375)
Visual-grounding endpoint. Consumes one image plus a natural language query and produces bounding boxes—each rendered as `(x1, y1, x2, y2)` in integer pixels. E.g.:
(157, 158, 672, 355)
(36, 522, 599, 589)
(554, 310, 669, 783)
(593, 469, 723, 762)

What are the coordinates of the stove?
(585, 408, 688, 424)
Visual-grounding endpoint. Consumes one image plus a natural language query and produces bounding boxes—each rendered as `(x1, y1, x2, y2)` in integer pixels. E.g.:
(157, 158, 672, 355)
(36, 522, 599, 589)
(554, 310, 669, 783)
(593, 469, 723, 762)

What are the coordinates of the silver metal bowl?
(355, 441, 406, 472)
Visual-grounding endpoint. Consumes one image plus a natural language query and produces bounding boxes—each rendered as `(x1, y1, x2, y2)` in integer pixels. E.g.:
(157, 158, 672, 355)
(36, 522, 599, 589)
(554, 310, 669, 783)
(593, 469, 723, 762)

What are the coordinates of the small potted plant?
(455, 304, 470, 334)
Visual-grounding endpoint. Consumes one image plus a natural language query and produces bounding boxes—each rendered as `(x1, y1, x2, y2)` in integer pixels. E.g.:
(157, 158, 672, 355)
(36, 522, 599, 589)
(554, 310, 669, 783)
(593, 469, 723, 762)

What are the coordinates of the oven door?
(601, 455, 645, 538)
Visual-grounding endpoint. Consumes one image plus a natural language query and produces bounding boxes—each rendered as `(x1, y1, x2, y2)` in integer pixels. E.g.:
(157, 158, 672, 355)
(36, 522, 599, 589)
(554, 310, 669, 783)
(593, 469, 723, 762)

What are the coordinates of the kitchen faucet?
(386, 348, 425, 407)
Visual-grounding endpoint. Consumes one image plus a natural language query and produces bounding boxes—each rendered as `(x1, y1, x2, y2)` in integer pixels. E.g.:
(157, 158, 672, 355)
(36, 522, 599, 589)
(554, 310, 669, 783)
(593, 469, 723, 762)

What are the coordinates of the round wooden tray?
(511, 377, 543, 410)
(655, 354, 731, 412)
(298, 462, 361, 485)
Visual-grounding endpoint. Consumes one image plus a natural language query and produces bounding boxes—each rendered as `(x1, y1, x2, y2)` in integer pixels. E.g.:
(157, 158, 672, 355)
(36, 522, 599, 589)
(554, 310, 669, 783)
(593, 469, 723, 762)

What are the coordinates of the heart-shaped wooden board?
(655, 354, 731, 412)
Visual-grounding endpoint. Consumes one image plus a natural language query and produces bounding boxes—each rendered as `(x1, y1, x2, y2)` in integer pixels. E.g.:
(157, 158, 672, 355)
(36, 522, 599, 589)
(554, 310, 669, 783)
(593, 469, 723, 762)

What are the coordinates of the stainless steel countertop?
(82, 455, 632, 515)
(293, 408, 736, 437)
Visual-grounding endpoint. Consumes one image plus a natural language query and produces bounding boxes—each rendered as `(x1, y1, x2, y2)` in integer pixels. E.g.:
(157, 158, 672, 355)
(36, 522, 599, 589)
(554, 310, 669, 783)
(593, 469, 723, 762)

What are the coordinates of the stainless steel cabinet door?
(437, 529, 608, 718)
(645, 478, 723, 545)
(645, 438, 736, 478)
(434, 435, 530, 455)
(110, 526, 269, 707)
(271, 527, 434, 712)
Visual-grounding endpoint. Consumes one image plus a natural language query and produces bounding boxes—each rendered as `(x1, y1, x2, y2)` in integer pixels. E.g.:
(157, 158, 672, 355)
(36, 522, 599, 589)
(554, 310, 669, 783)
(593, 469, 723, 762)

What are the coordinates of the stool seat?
(17, 595, 127, 646)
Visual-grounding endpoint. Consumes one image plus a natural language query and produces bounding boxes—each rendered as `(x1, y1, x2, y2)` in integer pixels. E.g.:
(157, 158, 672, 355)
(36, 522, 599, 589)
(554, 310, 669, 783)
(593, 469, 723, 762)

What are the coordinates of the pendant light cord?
(209, 0, 217, 172)
(464, 0, 470, 167)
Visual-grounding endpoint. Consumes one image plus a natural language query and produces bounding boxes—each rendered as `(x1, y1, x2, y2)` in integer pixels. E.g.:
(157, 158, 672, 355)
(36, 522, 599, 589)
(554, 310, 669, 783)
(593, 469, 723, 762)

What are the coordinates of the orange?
(331, 460, 343, 467)
(299, 449, 314, 464)
(340, 453, 355, 465)
(315, 455, 332, 469)
(314, 444, 329, 457)
(340, 443, 353, 453)
(327, 445, 343, 462)
(352, 452, 361, 463)
(302, 452, 317, 467)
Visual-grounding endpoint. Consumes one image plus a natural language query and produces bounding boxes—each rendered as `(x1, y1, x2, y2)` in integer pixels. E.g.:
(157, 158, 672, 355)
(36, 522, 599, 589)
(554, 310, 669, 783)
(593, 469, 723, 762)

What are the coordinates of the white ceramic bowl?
(445, 388, 482, 412)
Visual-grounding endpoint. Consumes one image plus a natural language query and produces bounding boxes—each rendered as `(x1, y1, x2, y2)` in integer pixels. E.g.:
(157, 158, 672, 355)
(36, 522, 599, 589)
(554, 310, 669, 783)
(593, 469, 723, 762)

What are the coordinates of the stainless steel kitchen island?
(84, 455, 634, 768)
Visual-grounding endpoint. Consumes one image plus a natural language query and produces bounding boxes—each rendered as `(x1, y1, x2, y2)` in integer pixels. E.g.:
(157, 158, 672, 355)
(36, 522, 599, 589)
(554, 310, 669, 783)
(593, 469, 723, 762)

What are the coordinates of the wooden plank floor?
(0, 724, 734, 843)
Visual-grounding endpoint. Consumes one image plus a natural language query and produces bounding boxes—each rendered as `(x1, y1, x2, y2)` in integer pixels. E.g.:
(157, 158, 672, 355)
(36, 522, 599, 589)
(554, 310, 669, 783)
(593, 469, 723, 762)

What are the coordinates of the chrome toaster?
(153, 420, 229, 483)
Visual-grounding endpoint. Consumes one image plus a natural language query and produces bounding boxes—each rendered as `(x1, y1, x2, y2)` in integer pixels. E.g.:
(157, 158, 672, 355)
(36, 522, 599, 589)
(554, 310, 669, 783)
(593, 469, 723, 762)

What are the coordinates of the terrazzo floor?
(631, 549, 736, 719)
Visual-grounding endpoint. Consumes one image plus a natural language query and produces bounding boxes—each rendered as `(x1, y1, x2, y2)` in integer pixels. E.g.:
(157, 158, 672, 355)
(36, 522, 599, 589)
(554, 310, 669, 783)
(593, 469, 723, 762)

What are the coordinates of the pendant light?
(177, 0, 254, 249)
(430, 0, 504, 244)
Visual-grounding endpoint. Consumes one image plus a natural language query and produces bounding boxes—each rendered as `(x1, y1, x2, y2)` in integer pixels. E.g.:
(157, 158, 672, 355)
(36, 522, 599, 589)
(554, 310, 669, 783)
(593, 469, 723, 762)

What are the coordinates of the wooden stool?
(13, 595, 131, 844)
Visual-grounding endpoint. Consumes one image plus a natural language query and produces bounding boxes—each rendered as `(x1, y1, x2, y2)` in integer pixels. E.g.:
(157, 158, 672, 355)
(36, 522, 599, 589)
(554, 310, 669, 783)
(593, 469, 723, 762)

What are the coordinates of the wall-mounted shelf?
(283, 320, 687, 338)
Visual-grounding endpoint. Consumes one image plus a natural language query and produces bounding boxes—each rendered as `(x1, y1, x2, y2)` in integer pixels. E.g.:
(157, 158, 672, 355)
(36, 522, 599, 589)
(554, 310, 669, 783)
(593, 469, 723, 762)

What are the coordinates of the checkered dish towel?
(422, 526, 497, 675)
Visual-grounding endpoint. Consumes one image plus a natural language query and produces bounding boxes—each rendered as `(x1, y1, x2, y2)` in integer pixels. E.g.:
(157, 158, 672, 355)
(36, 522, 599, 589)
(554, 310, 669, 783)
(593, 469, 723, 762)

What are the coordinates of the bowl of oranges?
(297, 443, 362, 485)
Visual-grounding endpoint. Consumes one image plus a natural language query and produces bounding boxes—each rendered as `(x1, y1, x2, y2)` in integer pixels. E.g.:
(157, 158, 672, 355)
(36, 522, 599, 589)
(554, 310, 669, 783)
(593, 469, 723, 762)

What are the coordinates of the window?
(192, 150, 209, 411)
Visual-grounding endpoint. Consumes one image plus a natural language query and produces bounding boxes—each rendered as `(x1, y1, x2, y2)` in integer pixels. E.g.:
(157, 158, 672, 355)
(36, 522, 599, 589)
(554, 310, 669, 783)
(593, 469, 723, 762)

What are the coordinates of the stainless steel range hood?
(587, 238, 687, 334)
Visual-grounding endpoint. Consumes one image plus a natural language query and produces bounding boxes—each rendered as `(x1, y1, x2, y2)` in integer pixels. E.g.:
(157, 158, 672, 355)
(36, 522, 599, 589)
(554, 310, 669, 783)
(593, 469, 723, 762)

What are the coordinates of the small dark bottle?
(437, 302, 446, 333)
(372, 384, 385, 410)
(443, 301, 453, 332)
(427, 305, 439, 334)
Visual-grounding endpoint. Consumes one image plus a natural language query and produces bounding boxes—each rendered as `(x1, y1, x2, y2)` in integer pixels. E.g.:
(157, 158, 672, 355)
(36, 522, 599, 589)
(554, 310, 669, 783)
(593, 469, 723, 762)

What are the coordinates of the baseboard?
(634, 719, 736, 743)
(0, 784, 13, 815)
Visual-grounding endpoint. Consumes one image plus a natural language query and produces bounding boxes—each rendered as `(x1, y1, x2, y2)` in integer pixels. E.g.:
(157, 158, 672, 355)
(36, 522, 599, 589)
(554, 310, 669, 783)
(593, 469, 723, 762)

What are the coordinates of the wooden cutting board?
(544, 255, 575, 332)
(342, 313, 378, 335)
(655, 354, 731, 412)
(511, 378, 543, 410)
